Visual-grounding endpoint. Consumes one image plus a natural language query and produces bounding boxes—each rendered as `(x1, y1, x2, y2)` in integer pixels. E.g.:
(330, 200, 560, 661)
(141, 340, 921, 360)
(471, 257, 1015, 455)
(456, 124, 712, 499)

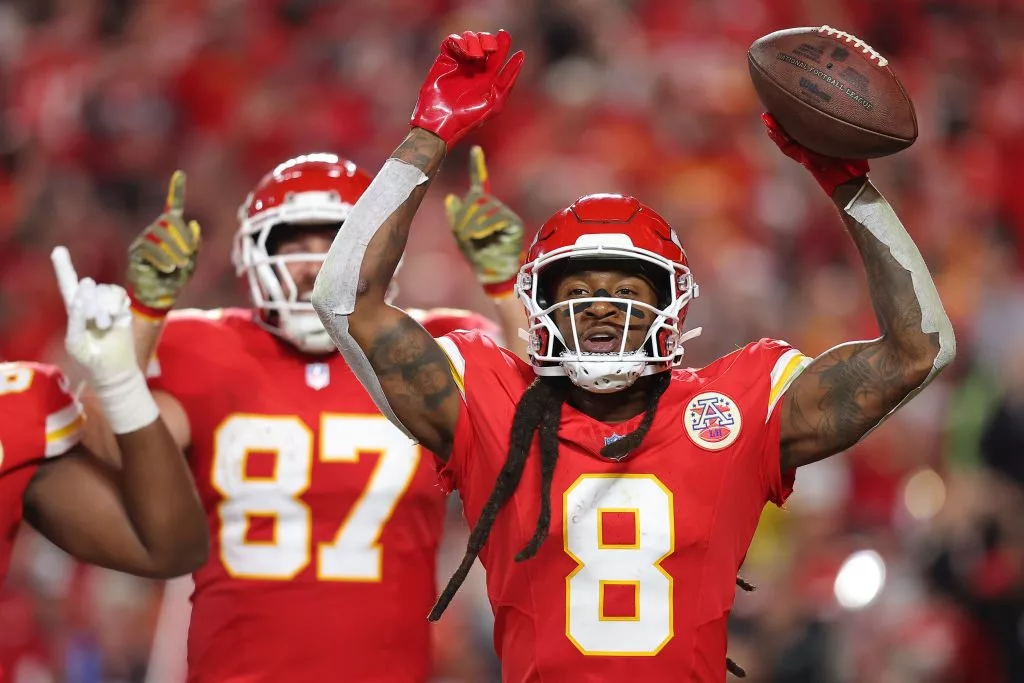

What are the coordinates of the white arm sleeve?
(842, 180, 956, 432)
(311, 158, 429, 441)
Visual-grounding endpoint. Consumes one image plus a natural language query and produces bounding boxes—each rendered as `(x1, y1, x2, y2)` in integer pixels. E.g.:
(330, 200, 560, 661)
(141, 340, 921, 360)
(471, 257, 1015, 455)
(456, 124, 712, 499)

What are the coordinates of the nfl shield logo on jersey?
(603, 433, 624, 447)
(305, 363, 331, 391)
(684, 391, 742, 451)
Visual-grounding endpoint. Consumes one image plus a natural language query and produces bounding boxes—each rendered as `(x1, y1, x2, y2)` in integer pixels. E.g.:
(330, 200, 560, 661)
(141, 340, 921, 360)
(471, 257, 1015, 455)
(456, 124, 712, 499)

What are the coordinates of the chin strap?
(674, 326, 702, 360)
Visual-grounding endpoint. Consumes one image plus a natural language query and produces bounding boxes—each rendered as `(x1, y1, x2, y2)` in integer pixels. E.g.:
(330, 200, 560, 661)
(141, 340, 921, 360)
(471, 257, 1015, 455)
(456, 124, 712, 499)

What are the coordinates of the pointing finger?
(51, 246, 79, 308)
(164, 170, 187, 217)
(468, 146, 490, 195)
(445, 194, 463, 228)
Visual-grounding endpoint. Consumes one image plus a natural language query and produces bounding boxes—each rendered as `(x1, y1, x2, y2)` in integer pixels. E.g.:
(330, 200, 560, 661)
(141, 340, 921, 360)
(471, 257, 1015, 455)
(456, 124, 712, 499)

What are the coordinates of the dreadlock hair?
(429, 371, 673, 621)
(724, 577, 756, 678)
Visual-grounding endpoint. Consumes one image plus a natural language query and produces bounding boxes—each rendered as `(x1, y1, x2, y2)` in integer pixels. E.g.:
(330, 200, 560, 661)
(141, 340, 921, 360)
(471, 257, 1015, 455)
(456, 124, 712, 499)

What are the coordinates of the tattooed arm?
(314, 129, 462, 457)
(313, 30, 523, 459)
(779, 179, 955, 470)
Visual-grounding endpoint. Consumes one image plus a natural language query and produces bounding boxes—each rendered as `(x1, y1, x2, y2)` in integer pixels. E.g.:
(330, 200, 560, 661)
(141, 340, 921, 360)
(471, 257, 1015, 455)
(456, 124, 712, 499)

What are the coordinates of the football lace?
(818, 25, 889, 67)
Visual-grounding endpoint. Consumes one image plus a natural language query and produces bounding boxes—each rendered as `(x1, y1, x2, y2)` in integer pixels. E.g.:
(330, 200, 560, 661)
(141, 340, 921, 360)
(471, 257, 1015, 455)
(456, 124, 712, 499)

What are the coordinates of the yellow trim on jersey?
(446, 356, 466, 396)
(47, 414, 84, 445)
(45, 416, 84, 457)
(45, 400, 86, 457)
(434, 337, 466, 400)
(46, 401, 83, 435)
(767, 349, 813, 421)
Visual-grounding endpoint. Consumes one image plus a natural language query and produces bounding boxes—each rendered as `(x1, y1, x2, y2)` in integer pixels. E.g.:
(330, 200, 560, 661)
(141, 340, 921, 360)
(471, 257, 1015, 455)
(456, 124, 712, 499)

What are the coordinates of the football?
(747, 26, 917, 159)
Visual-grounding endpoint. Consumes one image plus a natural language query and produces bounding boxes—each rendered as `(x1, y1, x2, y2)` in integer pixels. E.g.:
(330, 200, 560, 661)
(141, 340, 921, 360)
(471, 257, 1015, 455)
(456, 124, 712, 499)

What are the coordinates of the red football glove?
(761, 113, 869, 198)
(410, 30, 525, 147)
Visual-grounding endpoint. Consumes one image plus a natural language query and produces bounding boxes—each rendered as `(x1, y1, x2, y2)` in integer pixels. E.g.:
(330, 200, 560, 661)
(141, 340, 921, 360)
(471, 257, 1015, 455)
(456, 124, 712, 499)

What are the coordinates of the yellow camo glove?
(445, 146, 524, 297)
(126, 170, 201, 319)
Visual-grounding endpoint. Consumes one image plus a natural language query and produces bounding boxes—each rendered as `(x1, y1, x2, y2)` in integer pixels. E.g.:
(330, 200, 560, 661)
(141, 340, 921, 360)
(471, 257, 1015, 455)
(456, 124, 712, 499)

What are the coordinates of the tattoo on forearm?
(393, 131, 446, 173)
(356, 131, 447, 296)
(782, 192, 942, 466)
(367, 316, 458, 414)
(846, 220, 939, 359)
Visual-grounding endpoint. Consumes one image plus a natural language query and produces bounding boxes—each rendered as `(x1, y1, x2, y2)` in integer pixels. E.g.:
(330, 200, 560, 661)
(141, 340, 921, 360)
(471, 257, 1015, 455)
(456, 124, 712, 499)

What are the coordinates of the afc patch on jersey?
(684, 391, 742, 451)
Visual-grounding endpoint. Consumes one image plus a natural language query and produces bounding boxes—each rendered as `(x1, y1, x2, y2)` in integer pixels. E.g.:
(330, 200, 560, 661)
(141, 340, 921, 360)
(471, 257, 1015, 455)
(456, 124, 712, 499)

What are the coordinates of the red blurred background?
(2, 0, 1024, 681)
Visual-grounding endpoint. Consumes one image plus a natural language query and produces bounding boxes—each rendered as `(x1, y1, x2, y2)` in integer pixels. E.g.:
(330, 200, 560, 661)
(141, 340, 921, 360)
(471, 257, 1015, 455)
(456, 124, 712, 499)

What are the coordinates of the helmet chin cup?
(560, 350, 649, 393)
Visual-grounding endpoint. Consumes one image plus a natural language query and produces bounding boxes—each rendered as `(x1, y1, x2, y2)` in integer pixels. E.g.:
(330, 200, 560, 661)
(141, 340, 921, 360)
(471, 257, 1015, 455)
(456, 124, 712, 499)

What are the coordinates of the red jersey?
(0, 362, 84, 583)
(435, 331, 811, 683)
(146, 307, 498, 683)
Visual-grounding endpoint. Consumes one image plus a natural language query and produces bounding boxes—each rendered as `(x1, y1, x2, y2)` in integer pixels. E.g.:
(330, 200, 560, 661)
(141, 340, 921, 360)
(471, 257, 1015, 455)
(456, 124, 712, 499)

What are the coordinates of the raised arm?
(128, 170, 201, 371)
(763, 115, 956, 470)
(445, 145, 529, 360)
(34, 249, 208, 578)
(312, 30, 524, 458)
(80, 172, 200, 462)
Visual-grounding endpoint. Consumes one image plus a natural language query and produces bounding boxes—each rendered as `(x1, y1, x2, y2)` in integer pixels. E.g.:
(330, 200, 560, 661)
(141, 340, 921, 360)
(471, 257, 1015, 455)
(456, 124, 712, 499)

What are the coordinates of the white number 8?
(564, 474, 674, 655)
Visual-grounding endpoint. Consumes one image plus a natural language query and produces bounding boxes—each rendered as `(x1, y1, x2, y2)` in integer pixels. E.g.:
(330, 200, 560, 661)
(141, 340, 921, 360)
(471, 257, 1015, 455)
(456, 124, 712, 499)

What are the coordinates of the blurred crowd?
(2, 0, 1024, 681)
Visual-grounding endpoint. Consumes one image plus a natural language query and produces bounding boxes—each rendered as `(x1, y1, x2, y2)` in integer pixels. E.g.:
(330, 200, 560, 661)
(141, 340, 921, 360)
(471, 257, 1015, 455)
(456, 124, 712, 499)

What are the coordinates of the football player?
(114, 152, 525, 683)
(311, 30, 956, 682)
(0, 252, 207, 611)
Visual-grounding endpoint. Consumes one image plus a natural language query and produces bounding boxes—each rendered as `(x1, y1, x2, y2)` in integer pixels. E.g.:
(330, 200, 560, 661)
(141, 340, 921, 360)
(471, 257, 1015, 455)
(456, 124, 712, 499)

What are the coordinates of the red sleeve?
(433, 329, 523, 493)
(754, 338, 812, 506)
(10, 362, 85, 459)
(763, 393, 795, 507)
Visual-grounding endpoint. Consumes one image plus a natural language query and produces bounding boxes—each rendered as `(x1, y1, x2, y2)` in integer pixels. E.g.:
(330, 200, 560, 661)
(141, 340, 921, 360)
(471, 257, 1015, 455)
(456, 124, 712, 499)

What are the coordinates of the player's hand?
(762, 113, 869, 198)
(53, 247, 139, 385)
(410, 30, 525, 148)
(445, 146, 524, 297)
(127, 171, 201, 320)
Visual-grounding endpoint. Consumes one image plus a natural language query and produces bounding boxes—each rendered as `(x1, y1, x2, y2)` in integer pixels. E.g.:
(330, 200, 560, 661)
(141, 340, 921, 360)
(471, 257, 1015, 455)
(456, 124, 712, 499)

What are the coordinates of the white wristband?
(93, 368, 160, 435)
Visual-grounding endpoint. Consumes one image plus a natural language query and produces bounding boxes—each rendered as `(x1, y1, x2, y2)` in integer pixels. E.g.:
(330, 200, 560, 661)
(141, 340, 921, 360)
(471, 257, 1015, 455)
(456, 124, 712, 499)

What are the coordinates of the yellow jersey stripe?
(45, 421, 83, 458)
(767, 351, 813, 421)
(435, 337, 466, 400)
(47, 414, 84, 444)
(46, 401, 84, 435)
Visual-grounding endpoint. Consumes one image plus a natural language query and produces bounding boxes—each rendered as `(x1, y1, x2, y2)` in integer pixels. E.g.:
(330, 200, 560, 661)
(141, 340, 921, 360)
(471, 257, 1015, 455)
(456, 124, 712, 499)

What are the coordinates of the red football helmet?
(516, 193, 699, 392)
(232, 153, 372, 353)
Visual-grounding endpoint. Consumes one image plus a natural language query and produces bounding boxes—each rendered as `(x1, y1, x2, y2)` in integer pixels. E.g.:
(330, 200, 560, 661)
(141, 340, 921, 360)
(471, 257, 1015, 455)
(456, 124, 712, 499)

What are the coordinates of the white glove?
(52, 246, 159, 434)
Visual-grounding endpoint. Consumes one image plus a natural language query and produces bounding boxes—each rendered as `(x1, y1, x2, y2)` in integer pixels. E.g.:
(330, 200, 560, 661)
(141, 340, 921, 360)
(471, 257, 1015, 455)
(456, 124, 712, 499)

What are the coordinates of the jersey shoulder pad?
(146, 309, 251, 389)
(434, 329, 527, 402)
(691, 338, 812, 417)
(0, 361, 84, 457)
(148, 308, 248, 380)
(416, 307, 500, 339)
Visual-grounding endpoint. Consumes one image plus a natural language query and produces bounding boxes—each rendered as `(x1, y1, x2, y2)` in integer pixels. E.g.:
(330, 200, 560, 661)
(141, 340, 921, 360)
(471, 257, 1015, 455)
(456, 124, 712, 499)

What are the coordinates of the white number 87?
(564, 474, 675, 656)
(210, 413, 421, 582)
